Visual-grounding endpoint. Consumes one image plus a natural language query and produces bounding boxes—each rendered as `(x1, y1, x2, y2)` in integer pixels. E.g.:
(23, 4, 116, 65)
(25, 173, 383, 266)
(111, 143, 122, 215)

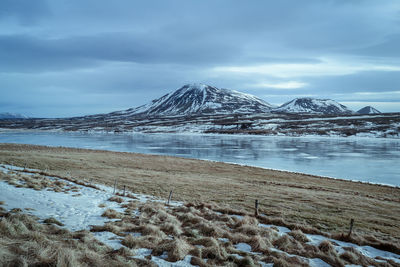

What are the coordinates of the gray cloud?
(0, 32, 246, 73)
(1, 0, 400, 116)
(0, 0, 50, 25)
(306, 71, 400, 95)
(347, 34, 400, 58)
(0, 30, 326, 75)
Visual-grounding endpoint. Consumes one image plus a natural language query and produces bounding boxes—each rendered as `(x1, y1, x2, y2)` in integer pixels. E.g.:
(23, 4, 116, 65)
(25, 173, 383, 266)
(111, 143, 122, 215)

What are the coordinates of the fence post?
(113, 179, 117, 195)
(255, 199, 259, 216)
(348, 218, 354, 237)
(167, 190, 173, 205)
(123, 185, 126, 196)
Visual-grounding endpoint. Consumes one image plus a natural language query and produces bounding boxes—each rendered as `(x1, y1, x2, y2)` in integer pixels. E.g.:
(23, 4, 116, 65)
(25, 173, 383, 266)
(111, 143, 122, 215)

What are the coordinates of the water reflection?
(0, 131, 399, 186)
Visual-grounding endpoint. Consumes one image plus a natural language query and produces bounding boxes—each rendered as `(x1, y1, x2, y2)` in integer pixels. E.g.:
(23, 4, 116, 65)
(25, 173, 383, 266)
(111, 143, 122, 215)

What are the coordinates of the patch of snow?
(0, 180, 119, 231)
(308, 258, 332, 267)
(259, 223, 291, 234)
(306, 234, 400, 264)
(132, 248, 152, 258)
(92, 232, 123, 250)
(259, 262, 274, 267)
(230, 214, 244, 220)
(149, 255, 194, 267)
(0, 164, 184, 255)
(235, 243, 252, 253)
(159, 251, 169, 259)
(230, 254, 244, 259)
(270, 247, 330, 267)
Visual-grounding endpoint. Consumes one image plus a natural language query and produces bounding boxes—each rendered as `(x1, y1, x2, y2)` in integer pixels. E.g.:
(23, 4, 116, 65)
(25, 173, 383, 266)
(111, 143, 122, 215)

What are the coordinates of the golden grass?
(43, 217, 64, 226)
(288, 230, 310, 243)
(341, 247, 377, 266)
(153, 238, 192, 262)
(1, 143, 399, 254)
(90, 223, 122, 236)
(101, 208, 123, 219)
(108, 196, 124, 203)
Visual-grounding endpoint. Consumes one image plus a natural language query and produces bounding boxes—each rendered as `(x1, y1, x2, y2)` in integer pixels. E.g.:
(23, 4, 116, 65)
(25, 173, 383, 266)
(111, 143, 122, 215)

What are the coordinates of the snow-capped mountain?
(1, 83, 398, 138)
(357, 106, 381, 114)
(274, 98, 353, 115)
(0, 112, 28, 119)
(113, 83, 274, 116)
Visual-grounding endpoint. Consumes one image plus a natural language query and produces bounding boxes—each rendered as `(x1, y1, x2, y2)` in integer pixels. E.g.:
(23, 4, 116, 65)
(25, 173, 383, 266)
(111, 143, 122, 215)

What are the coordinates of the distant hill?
(273, 98, 354, 115)
(0, 112, 28, 119)
(357, 106, 381, 114)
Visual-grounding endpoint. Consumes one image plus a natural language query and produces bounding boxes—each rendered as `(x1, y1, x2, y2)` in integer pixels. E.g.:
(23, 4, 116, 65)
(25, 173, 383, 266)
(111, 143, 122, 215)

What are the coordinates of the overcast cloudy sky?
(1, 0, 400, 117)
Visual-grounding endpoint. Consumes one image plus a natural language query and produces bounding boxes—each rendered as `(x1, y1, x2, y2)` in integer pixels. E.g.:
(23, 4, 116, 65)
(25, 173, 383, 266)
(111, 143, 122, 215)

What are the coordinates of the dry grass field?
(0, 143, 399, 254)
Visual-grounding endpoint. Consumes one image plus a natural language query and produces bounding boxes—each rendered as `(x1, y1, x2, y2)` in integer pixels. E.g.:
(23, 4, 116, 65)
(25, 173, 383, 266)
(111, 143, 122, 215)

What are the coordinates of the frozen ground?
(1, 164, 399, 266)
(1, 110, 399, 140)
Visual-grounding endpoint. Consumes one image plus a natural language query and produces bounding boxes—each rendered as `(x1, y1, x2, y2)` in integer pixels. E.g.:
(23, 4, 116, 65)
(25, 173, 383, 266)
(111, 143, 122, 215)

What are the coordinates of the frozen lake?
(1, 131, 399, 186)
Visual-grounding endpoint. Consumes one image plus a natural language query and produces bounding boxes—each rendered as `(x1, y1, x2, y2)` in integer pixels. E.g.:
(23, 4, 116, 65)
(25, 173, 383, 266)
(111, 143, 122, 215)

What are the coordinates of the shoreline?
(1, 127, 400, 140)
(2, 140, 400, 189)
(218, 159, 400, 189)
(1, 129, 400, 187)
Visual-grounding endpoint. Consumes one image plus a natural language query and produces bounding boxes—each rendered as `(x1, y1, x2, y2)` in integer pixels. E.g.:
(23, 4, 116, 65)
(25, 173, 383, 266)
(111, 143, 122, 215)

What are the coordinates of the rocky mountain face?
(110, 83, 274, 117)
(357, 106, 381, 114)
(108, 84, 355, 117)
(274, 98, 354, 115)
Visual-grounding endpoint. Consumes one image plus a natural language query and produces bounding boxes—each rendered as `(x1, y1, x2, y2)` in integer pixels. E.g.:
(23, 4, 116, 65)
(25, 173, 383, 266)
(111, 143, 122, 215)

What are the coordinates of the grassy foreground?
(0, 209, 138, 266)
(0, 143, 399, 249)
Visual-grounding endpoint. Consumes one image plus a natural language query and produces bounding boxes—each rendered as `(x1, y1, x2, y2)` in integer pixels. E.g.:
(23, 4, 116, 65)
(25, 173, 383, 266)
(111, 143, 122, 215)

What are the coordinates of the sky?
(1, 0, 400, 117)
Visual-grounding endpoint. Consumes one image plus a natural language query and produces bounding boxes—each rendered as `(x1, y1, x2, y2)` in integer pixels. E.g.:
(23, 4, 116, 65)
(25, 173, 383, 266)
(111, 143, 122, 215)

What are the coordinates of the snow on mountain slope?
(274, 98, 354, 115)
(112, 83, 274, 116)
(357, 106, 381, 114)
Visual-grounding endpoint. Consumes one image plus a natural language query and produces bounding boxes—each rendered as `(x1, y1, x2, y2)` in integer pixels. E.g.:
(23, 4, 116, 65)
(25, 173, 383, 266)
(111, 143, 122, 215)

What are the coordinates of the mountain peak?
(357, 106, 381, 114)
(274, 97, 354, 115)
(182, 83, 209, 91)
(122, 84, 273, 116)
